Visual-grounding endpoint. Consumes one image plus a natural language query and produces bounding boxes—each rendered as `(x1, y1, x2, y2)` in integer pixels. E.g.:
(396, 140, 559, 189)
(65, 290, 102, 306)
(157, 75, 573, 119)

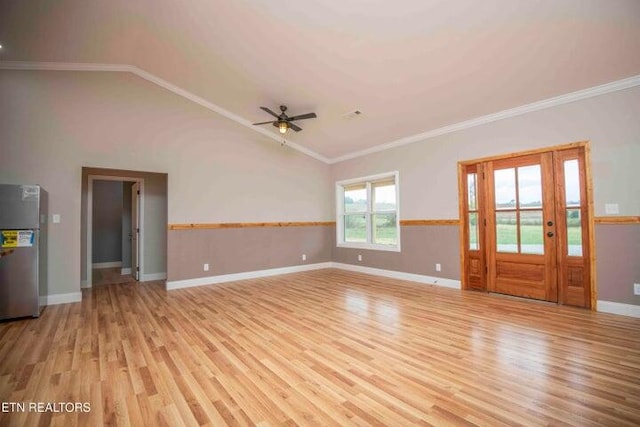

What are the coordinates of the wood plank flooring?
(1, 269, 640, 426)
(92, 268, 136, 287)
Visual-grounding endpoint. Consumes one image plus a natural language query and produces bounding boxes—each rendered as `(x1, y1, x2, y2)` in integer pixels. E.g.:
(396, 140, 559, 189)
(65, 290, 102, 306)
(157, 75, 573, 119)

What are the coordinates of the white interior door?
(131, 182, 140, 281)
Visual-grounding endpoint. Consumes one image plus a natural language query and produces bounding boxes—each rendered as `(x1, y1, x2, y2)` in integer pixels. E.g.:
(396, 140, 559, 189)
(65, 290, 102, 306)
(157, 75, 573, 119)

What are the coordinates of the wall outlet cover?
(358, 254, 362, 262)
(634, 283, 640, 296)
(302, 254, 307, 261)
(604, 203, 620, 215)
(203, 263, 209, 271)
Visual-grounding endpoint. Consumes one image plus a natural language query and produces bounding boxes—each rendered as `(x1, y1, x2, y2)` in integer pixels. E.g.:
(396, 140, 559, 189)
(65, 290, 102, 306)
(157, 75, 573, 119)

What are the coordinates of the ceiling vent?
(342, 109, 363, 120)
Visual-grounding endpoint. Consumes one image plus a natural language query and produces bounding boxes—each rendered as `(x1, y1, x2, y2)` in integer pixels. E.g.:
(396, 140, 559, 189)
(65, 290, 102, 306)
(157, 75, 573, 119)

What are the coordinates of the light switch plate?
(605, 203, 619, 215)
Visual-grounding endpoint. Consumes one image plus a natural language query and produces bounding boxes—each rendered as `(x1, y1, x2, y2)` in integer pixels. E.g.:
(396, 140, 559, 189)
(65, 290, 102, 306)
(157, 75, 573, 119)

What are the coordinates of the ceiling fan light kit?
(253, 105, 317, 135)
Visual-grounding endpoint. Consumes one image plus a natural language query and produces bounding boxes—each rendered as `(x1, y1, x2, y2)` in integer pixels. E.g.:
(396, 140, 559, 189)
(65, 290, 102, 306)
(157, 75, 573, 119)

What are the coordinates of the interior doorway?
(459, 142, 595, 308)
(87, 175, 144, 287)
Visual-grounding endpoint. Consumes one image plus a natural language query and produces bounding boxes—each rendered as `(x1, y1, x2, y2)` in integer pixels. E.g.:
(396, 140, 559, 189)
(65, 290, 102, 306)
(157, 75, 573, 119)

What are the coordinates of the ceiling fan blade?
(260, 106, 280, 118)
(288, 112, 317, 121)
(288, 122, 303, 132)
(252, 120, 276, 125)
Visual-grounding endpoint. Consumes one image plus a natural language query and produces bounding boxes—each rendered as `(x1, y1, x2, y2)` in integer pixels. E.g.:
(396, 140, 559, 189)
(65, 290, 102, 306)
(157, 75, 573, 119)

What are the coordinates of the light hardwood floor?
(1, 269, 639, 426)
(91, 267, 136, 287)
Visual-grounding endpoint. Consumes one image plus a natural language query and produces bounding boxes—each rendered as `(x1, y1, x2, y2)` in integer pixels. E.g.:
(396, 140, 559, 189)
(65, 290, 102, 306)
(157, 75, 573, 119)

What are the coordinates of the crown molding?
(0, 61, 331, 164)
(2, 61, 639, 166)
(329, 74, 640, 164)
(0, 61, 133, 72)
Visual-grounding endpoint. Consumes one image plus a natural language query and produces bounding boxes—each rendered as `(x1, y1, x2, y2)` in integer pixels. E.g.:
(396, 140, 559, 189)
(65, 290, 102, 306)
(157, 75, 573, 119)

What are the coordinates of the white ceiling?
(2, 0, 640, 161)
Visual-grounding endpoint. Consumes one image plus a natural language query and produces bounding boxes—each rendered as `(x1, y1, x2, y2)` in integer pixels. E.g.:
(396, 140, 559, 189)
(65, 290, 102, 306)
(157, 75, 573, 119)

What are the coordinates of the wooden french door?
(486, 152, 558, 301)
(460, 144, 592, 308)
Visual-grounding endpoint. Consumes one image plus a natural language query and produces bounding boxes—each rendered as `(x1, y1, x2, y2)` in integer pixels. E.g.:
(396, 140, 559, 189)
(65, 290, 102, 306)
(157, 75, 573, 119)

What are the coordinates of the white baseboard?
(166, 262, 459, 292)
(121, 267, 132, 275)
(142, 272, 167, 282)
(167, 262, 333, 290)
(597, 300, 640, 318)
(44, 292, 82, 306)
(93, 261, 122, 269)
(330, 262, 461, 289)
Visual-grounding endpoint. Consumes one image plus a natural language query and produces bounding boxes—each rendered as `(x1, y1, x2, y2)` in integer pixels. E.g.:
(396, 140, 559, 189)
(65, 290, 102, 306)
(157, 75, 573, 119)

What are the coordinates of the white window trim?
(336, 171, 401, 252)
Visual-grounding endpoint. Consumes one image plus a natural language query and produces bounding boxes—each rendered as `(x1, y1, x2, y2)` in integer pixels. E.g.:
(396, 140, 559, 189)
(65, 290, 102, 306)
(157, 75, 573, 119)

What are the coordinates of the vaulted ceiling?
(2, 0, 639, 161)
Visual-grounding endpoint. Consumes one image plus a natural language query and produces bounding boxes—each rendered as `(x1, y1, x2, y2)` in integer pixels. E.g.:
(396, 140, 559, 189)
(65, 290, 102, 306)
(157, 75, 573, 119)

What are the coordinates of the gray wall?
(333, 225, 460, 280)
(91, 180, 123, 264)
(168, 226, 334, 282)
(595, 224, 640, 305)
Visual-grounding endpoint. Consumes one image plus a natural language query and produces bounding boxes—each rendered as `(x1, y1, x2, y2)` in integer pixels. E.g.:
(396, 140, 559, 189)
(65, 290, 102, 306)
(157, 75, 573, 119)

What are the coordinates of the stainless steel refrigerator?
(0, 184, 48, 320)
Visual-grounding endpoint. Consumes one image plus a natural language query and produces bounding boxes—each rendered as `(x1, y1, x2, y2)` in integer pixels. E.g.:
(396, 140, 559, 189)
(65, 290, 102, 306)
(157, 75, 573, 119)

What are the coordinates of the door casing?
(457, 141, 596, 309)
(131, 182, 140, 281)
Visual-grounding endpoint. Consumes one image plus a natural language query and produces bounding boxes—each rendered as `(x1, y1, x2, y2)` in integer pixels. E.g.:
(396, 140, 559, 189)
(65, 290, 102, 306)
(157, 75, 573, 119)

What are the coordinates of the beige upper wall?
(0, 70, 332, 296)
(331, 86, 640, 218)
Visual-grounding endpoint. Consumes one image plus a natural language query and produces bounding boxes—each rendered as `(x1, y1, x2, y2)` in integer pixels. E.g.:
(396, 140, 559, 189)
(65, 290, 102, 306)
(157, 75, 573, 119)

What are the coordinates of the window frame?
(336, 171, 401, 252)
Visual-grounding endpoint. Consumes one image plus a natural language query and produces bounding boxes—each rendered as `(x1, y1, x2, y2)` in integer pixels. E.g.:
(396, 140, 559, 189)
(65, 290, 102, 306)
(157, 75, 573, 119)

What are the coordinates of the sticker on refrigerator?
(21, 185, 40, 201)
(1, 230, 34, 248)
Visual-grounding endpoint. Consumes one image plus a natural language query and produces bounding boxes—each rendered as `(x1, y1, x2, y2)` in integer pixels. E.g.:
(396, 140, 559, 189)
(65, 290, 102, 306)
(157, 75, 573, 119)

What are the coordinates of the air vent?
(342, 109, 363, 120)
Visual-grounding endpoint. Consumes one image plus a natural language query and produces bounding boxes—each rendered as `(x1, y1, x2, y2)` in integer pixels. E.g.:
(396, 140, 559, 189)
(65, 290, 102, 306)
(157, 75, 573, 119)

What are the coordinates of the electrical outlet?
(203, 263, 209, 272)
(358, 254, 362, 262)
(302, 254, 307, 261)
(605, 203, 620, 215)
(634, 283, 640, 296)
(435, 263, 441, 272)
(52, 214, 61, 224)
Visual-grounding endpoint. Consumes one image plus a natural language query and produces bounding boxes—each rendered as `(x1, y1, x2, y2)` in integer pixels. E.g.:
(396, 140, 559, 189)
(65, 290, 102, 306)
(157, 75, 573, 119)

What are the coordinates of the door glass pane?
(373, 182, 396, 211)
(564, 159, 581, 207)
(517, 165, 542, 209)
(519, 210, 544, 254)
(344, 214, 366, 242)
(567, 209, 583, 256)
(468, 173, 477, 210)
(496, 211, 518, 253)
(373, 213, 397, 245)
(494, 168, 516, 210)
(469, 212, 479, 250)
(344, 185, 367, 213)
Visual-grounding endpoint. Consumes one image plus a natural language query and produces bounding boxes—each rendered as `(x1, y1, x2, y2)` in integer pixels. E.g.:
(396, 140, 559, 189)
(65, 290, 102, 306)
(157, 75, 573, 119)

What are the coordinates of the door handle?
(547, 231, 554, 237)
(547, 221, 553, 226)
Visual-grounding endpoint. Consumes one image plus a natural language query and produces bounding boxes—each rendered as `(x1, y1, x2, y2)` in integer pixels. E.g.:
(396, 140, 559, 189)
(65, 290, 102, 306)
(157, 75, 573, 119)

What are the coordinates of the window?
(336, 172, 400, 251)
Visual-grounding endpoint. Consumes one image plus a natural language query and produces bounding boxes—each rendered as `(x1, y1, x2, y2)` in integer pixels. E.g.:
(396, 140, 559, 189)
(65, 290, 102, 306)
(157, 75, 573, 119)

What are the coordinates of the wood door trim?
(458, 141, 589, 165)
(458, 141, 595, 309)
(458, 163, 468, 290)
(593, 216, 640, 224)
(583, 143, 597, 310)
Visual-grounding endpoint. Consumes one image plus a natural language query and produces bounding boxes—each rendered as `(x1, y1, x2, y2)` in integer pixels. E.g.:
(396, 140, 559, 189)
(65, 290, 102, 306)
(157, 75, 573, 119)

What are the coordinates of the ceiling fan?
(252, 105, 317, 134)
